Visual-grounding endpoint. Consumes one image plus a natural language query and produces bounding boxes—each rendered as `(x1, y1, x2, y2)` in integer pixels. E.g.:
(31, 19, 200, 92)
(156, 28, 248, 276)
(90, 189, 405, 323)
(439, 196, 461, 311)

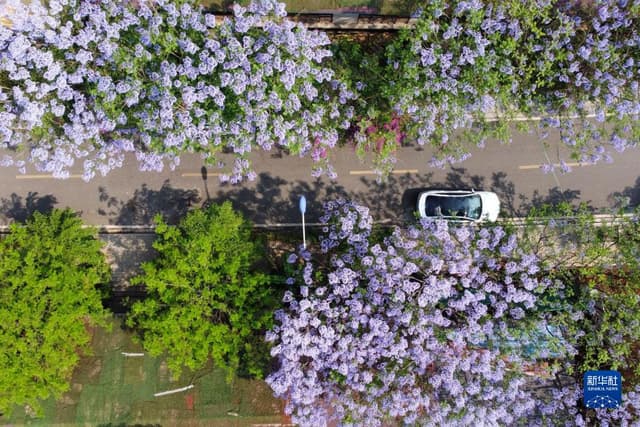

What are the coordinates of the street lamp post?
(299, 195, 307, 249)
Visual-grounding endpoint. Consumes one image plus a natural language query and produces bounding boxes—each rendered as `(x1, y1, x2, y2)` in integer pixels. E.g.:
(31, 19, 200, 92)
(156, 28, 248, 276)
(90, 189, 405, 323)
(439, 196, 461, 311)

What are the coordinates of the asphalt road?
(1, 127, 639, 226)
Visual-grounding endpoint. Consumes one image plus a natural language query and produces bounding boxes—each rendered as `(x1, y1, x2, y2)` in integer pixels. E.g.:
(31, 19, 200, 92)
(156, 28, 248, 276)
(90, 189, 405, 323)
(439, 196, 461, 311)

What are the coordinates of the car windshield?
(425, 194, 482, 219)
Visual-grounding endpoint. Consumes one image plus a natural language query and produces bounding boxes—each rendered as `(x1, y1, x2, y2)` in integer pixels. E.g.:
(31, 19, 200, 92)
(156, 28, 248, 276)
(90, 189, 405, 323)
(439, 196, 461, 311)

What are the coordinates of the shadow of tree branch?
(98, 180, 200, 225)
(0, 192, 58, 224)
(608, 176, 640, 211)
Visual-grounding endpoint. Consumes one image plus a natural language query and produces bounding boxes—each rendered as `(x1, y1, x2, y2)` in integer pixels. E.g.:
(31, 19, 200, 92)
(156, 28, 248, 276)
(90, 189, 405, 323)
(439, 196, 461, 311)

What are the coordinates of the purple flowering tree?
(0, 0, 355, 181)
(385, 0, 640, 172)
(267, 200, 640, 425)
(267, 199, 561, 425)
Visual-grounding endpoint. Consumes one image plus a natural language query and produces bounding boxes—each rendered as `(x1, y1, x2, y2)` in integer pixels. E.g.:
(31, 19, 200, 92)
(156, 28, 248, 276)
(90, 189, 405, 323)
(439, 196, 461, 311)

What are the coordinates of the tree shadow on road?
(608, 176, 640, 211)
(525, 187, 586, 212)
(353, 172, 434, 223)
(206, 172, 350, 224)
(490, 171, 587, 216)
(93, 168, 592, 228)
(444, 166, 486, 190)
(490, 171, 524, 216)
(0, 192, 58, 224)
(206, 171, 427, 225)
(98, 180, 201, 225)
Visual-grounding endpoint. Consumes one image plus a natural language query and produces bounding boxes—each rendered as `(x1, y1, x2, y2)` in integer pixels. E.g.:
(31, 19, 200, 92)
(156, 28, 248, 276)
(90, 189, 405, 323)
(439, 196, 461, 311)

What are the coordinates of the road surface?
(1, 127, 638, 225)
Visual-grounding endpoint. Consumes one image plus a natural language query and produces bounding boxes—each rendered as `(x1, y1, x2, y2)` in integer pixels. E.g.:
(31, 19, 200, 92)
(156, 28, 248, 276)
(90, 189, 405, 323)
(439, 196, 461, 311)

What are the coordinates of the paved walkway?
(96, 233, 157, 313)
(101, 233, 156, 290)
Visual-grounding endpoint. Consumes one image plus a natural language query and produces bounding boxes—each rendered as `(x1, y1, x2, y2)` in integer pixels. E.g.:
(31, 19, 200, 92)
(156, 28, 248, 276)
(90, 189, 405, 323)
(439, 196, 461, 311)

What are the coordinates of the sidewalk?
(99, 233, 157, 312)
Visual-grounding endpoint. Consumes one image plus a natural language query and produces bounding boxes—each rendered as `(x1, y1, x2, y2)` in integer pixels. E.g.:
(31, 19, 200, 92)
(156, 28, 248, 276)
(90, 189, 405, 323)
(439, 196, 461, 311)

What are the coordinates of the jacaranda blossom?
(0, 0, 355, 181)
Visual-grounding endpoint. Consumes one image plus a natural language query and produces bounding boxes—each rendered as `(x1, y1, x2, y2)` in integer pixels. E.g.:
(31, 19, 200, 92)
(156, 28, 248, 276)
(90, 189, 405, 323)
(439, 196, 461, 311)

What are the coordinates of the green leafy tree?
(127, 202, 278, 380)
(0, 209, 111, 416)
(520, 203, 640, 386)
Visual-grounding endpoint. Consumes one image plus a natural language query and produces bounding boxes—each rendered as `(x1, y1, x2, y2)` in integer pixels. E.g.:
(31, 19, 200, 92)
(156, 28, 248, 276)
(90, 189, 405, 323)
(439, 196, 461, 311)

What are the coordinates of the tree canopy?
(0, 0, 353, 181)
(2, 0, 638, 182)
(0, 209, 110, 416)
(266, 199, 640, 426)
(384, 0, 640, 169)
(127, 202, 279, 380)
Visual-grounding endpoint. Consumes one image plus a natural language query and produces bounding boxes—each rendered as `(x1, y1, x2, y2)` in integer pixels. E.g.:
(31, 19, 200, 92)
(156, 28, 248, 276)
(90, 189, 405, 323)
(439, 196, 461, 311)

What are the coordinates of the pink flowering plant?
(267, 199, 574, 425)
(349, 114, 406, 179)
(330, 38, 406, 180)
(0, 0, 355, 181)
(385, 0, 640, 171)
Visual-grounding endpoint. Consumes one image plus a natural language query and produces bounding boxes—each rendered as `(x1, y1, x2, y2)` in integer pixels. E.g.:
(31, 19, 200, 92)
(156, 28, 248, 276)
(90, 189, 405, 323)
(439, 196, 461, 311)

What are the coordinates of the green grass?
(1, 317, 285, 426)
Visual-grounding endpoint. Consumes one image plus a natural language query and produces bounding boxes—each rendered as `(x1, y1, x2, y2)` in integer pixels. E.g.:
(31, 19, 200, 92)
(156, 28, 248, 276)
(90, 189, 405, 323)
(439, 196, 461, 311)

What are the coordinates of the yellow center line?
(180, 172, 221, 177)
(350, 169, 418, 175)
(518, 162, 594, 170)
(16, 174, 83, 179)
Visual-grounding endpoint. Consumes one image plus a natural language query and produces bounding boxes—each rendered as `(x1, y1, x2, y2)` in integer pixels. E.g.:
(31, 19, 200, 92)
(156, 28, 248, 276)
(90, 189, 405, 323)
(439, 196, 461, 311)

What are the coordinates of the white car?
(416, 190, 500, 222)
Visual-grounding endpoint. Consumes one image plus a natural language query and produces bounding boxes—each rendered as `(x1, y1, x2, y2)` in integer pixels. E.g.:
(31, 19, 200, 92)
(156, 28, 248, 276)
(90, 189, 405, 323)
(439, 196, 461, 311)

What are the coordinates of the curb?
(0, 222, 341, 234)
(0, 214, 633, 234)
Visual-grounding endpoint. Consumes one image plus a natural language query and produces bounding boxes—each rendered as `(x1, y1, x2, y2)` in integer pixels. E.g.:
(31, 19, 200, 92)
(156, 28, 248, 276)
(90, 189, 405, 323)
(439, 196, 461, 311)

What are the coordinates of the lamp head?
(299, 195, 307, 214)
